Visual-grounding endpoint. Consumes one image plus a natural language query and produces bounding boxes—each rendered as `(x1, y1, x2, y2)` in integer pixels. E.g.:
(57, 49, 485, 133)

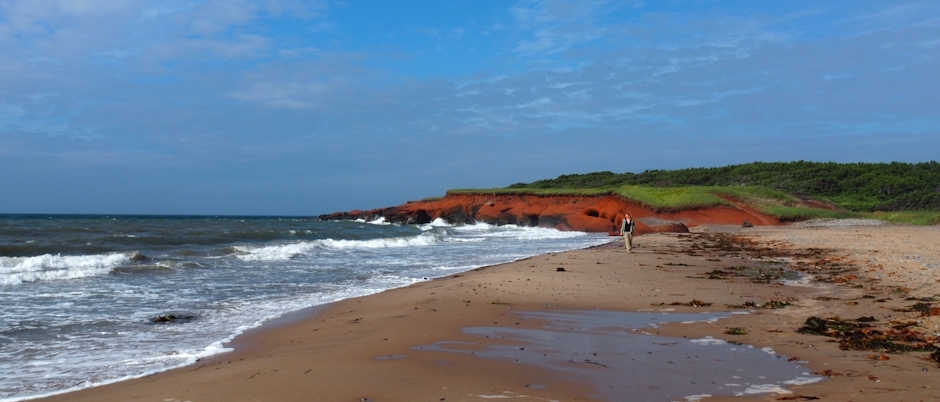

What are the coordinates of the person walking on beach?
(620, 212, 635, 253)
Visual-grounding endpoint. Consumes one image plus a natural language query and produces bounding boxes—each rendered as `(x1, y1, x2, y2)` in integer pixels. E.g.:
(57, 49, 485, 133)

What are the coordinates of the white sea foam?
(321, 232, 441, 249)
(233, 242, 319, 261)
(454, 222, 588, 240)
(736, 383, 791, 395)
(233, 232, 445, 261)
(690, 336, 727, 345)
(0, 253, 131, 285)
(418, 218, 452, 230)
(784, 376, 825, 385)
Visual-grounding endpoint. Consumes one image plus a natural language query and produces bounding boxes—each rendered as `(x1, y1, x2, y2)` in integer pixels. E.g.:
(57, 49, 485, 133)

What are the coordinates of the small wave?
(232, 242, 319, 262)
(448, 237, 486, 243)
(453, 222, 588, 240)
(233, 232, 444, 262)
(367, 217, 391, 225)
(418, 218, 452, 231)
(0, 252, 133, 285)
(320, 232, 441, 249)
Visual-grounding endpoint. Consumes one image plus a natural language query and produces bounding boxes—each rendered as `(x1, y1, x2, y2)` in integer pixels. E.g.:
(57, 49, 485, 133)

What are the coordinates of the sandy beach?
(35, 221, 940, 402)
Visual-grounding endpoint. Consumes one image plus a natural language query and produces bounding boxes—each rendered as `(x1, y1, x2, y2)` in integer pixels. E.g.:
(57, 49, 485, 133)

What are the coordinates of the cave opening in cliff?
(526, 214, 539, 227)
(584, 209, 600, 218)
(414, 210, 432, 224)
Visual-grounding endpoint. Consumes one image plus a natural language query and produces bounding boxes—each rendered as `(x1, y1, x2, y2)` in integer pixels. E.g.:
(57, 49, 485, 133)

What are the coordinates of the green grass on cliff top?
(448, 184, 794, 211)
(446, 161, 940, 225)
(448, 185, 940, 224)
(447, 185, 856, 222)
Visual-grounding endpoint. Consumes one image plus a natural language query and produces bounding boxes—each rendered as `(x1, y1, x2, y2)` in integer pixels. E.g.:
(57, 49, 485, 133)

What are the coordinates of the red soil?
(319, 193, 782, 234)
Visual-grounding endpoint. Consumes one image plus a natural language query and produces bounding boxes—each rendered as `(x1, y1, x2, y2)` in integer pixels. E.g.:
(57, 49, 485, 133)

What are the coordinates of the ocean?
(0, 214, 609, 401)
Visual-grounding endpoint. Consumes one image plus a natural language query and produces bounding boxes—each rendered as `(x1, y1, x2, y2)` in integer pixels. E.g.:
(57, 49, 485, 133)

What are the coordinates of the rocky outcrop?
(318, 193, 782, 234)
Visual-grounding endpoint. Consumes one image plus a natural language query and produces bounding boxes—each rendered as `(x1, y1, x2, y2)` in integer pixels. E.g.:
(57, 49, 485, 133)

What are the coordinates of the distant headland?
(320, 161, 940, 231)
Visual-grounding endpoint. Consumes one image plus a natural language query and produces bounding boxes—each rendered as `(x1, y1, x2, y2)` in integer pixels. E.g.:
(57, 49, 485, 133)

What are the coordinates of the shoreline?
(31, 222, 940, 401)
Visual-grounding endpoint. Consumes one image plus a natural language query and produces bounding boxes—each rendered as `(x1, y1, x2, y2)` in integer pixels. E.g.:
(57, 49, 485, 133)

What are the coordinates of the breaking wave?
(233, 232, 445, 262)
(0, 252, 134, 285)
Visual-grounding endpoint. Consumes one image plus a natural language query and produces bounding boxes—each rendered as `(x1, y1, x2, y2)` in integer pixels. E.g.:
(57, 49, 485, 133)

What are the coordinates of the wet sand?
(35, 222, 940, 401)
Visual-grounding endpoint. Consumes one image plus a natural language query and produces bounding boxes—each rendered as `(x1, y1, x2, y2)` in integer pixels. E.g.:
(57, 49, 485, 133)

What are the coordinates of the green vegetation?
(871, 211, 940, 226)
(503, 161, 940, 213)
(450, 184, 853, 219)
(725, 327, 748, 335)
(442, 162, 939, 224)
(614, 185, 730, 211)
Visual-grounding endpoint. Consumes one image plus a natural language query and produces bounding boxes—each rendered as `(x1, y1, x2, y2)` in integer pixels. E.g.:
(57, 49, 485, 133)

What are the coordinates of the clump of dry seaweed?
(797, 316, 937, 354)
(670, 299, 712, 307)
(726, 300, 792, 309)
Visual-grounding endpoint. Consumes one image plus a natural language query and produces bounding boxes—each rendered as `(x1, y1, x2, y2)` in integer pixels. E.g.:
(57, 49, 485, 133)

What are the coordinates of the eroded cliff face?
(318, 193, 781, 235)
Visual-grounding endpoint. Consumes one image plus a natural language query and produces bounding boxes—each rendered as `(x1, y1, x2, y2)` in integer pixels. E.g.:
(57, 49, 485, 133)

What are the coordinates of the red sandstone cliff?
(318, 193, 781, 235)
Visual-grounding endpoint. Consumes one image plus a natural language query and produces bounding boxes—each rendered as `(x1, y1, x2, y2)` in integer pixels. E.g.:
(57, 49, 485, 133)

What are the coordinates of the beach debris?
(725, 299, 793, 310)
(764, 300, 792, 309)
(929, 349, 940, 366)
(490, 300, 510, 305)
(749, 267, 789, 284)
(890, 320, 918, 330)
(150, 314, 195, 324)
(724, 327, 748, 335)
(695, 269, 733, 279)
(813, 369, 841, 377)
(742, 219, 753, 228)
(797, 316, 937, 353)
(819, 274, 859, 283)
(670, 299, 712, 307)
(896, 302, 940, 316)
(867, 353, 890, 360)
(556, 267, 566, 272)
(776, 395, 820, 401)
(691, 265, 796, 283)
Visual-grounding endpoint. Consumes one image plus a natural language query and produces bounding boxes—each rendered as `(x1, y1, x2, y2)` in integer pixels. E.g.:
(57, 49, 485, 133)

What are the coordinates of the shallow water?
(416, 310, 823, 401)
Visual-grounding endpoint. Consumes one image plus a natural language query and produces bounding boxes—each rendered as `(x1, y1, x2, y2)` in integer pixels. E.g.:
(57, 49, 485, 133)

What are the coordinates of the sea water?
(0, 214, 610, 401)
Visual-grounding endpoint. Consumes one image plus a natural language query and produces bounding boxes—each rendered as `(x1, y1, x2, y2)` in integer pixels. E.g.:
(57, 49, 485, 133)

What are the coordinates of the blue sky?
(1, 0, 938, 215)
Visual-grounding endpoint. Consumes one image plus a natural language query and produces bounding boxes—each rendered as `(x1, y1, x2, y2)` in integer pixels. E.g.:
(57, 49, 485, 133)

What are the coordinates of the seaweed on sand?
(726, 300, 792, 309)
(930, 349, 940, 366)
(700, 269, 732, 279)
(798, 316, 867, 337)
(896, 302, 940, 316)
(761, 300, 792, 309)
(669, 299, 713, 307)
(797, 316, 937, 353)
